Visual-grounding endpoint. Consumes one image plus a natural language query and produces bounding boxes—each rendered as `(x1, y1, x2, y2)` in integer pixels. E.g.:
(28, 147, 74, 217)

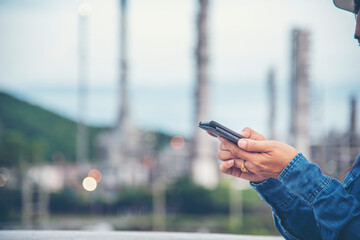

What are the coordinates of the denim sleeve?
(278, 153, 360, 239)
(251, 178, 321, 240)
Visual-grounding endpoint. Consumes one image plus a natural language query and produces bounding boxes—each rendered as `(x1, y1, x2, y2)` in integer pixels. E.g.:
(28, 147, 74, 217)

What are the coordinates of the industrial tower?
(192, 0, 218, 188)
(97, 0, 146, 187)
(349, 96, 359, 167)
(290, 29, 311, 158)
(267, 68, 276, 140)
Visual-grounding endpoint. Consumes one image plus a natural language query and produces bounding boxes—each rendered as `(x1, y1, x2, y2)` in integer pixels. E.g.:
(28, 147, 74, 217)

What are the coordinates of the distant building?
(289, 29, 360, 180)
(290, 29, 311, 159)
(311, 97, 360, 181)
(97, 128, 150, 187)
(96, 0, 150, 190)
(94, 0, 192, 190)
(157, 143, 191, 184)
(191, 0, 219, 188)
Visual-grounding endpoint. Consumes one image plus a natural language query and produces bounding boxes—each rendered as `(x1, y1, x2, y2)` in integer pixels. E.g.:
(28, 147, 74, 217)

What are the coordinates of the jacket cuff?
(250, 178, 297, 210)
(278, 152, 330, 205)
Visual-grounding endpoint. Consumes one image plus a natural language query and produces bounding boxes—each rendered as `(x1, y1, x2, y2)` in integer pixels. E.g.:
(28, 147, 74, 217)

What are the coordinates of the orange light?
(88, 169, 102, 183)
(170, 136, 185, 150)
(143, 155, 157, 169)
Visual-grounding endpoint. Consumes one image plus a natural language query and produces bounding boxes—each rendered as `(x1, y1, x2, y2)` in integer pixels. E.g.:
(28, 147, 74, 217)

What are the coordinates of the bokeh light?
(0, 167, 10, 188)
(88, 169, 102, 183)
(170, 136, 185, 150)
(142, 155, 157, 170)
(82, 177, 97, 192)
(0, 173, 7, 187)
(78, 3, 93, 16)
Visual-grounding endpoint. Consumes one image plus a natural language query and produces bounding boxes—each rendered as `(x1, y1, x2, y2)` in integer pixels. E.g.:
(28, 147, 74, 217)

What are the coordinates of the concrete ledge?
(0, 231, 284, 240)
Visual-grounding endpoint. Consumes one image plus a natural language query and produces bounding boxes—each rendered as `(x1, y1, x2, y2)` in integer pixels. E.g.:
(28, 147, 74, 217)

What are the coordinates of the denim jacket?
(251, 153, 360, 240)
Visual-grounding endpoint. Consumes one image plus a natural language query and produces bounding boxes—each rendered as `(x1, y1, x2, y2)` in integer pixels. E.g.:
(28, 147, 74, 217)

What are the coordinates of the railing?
(0, 231, 284, 240)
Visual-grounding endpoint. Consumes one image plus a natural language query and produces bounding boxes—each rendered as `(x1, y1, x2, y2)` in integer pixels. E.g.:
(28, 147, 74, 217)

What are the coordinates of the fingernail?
(238, 140, 247, 149)
(228, 160, 234, 165)
(218, 137, 224, 142)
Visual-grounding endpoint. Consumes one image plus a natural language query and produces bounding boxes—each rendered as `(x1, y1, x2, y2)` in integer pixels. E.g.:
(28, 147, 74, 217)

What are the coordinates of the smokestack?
(289, 29, 311, 159)
(349, 95, 358, 166)
(267, 68, 276, 140)
(349, 96, 357, 135)
(192, 0, 218, 188)
(76, 3, 93, 165)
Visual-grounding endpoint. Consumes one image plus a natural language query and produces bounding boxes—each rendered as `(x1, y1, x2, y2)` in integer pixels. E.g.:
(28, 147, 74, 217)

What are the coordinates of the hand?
(217, 127, 269, 182)
(219, 133, 298, 180)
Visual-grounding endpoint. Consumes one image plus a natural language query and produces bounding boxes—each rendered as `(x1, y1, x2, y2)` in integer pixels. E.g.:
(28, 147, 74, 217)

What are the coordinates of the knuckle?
(231, 148, 241, 158)
(219, 164, 226, 173)
(241, 127, 251, 137)
(245, 127, 253, 137)
(217, 151, 223, 159)
(243, 127, 252, 133)
(218, 164, 223, 171)
(220, 142, 227, 150)
(233, 159, 243, 168)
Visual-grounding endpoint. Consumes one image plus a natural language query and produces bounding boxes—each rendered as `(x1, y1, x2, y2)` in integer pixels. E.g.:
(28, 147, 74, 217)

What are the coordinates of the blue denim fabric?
(251, 153, 360, 240)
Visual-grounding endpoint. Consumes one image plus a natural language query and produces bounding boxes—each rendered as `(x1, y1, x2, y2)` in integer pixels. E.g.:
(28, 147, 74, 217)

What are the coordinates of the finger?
(220, 142, 229, 151)
(233, 159, 257, 173)
(206, 131, 217, 138)
(240, 127, 266, 141)
(219, 159, 235, 173)
(223, 160, 256, 181)
(232, 158, 245, 169)
(219, 160, 243, 178)
(217, 150, 237, 161)
(220, 159, 266, 182)
(220, 138, 256, 160)
(237, 139, 272, 153)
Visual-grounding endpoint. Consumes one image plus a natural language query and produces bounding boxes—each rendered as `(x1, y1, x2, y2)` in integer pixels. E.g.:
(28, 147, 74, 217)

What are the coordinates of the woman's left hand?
(218, 137, 298, 179)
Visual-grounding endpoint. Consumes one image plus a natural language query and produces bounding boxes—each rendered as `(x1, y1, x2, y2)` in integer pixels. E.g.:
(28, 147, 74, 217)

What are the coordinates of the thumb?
(237, 139, 271, 152)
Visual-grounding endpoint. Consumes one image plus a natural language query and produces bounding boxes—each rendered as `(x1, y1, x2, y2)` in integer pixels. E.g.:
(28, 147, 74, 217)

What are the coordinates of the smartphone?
(198, 121, 245, 144)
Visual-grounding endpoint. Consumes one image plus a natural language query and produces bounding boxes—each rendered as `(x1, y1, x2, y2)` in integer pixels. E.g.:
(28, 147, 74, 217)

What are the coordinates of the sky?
(0, 0, 359, 141)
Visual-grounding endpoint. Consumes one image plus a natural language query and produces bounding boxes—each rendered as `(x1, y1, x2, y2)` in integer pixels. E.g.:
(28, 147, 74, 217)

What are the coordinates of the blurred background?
(0, 0, 359, 236)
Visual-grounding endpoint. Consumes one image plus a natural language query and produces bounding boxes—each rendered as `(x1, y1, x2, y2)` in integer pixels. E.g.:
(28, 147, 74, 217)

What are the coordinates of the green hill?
(0, 92, 105, 166)
(0, 92, 174, 167)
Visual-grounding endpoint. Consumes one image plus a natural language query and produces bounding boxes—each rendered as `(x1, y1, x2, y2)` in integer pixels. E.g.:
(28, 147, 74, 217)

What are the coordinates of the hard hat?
(333, 0, 355, 12)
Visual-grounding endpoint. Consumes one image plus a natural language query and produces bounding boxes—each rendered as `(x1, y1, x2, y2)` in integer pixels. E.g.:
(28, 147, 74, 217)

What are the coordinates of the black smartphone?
(198, 121, 246, 144)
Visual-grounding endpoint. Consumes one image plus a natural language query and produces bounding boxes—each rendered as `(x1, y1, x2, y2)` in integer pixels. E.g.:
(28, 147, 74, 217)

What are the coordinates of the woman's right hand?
(217, 127, 268, 183)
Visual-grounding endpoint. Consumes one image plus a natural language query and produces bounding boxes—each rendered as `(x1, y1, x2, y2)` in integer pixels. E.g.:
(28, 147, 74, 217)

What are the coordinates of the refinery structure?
(3, 0, 359, 230)
(97, 0, 219, 190)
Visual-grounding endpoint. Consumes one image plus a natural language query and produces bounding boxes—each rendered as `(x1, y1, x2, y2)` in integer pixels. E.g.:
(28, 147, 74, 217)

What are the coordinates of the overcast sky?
(0, 0, 359, 140)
